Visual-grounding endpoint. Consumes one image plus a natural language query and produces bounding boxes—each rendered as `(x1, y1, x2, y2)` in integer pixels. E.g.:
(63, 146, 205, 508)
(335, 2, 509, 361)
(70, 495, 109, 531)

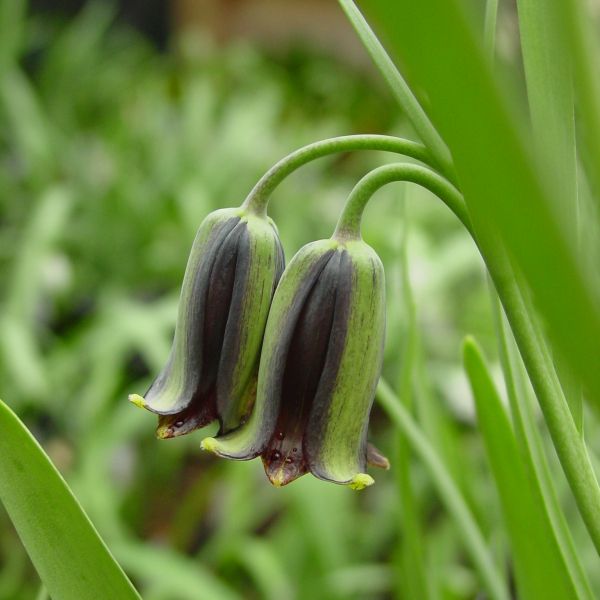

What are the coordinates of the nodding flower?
(129, 207, 284, 439)
(201, 235, 389, 489)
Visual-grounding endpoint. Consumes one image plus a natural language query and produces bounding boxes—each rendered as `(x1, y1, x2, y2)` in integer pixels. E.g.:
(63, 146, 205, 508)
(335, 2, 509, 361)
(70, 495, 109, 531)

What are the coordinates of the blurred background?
(1, 2, 596, 599)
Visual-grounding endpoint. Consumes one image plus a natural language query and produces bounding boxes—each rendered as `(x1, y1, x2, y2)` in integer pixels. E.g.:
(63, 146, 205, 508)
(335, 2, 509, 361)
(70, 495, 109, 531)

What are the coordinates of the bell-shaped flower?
(201, 236, 388, 489)
(129, 207, 284, 438)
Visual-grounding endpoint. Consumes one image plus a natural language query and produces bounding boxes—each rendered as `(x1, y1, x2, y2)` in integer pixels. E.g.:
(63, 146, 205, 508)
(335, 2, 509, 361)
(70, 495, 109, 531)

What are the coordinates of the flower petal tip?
(200, 437, 219, 454)
(367, 443, 391, 470)
(268, 471, 287, 488)
(128, 394, 146, 409)
(349, 474, 374, 491)
(155, 424, 174, 440)
(265, 466, 302, 488)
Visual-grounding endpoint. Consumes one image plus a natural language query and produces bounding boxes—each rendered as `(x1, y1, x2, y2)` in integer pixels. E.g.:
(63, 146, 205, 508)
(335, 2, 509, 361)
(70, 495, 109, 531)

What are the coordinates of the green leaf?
(394, 192, 429, 600)
(483, 0, 498, 61)
(516, 0, 583, 431)
(0, 0, 27, 74)
(554, 0, 600, 212)
(517, 0, 577, 236)
(0, 399, 141, 600)
(337, 0, 455, 182)
(463, 337, 583, 600)
(376, 379, 509, 600)
(363, 0, 600, 411)
(488, 287, 593, 599)
(113, 540, 242, 600)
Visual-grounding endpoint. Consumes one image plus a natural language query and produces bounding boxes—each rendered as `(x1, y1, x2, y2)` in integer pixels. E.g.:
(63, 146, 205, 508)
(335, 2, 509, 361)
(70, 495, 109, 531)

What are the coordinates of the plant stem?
(376, 378, 509, 600)
(242, 135, 432, 216)
(337, 0, 456, 182)
(245, 134, 600, 555)
(488, 282, 593, 598)
(339, 163, 600, 555)
(489, 260, 600, 554)
(332, 163, 469, 239)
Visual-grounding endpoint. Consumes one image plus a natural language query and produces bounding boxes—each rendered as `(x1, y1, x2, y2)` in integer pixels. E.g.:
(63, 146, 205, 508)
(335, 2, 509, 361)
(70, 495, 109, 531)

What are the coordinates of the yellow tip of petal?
(349, 473, 374, 491)
(269, 470, 286, 488)
(128, 394, 146, 409)
(200, 437, 218, 454)
(156, 424, 172, 439)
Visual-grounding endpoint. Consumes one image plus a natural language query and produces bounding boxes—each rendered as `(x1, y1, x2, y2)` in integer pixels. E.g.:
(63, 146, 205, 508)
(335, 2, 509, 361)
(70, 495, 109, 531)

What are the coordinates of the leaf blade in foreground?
(463, 338, 581, 600)
(0, 399, 141, 600)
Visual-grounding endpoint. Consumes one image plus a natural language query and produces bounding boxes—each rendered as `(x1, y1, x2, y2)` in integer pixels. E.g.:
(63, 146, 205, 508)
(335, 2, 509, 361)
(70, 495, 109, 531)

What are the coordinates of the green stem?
(339, 162, 600, 555)
(376, 378, 509, 600)
(242, 134, 600, 554)
(332, 163, 469, 239)
(242, 135, 432, 216)
(488, 281, 593, 597)
(490, 260, 600, 554)
(337, 0, 456, 181)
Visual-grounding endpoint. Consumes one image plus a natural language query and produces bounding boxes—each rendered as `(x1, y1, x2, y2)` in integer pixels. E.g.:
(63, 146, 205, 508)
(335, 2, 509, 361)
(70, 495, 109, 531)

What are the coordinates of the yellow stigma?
(349, 473, 374, 491)
(128, 394, 146, 409)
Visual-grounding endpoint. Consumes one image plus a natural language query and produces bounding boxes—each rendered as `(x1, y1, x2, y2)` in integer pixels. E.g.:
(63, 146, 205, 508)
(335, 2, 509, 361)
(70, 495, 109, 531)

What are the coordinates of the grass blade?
(364, 0, 600, 410)
(555, 0, 600, 211)
(376, 379, 509, 600)
(516, 0, 577, 237)
(394, 193, 428, 600)
(0, 399, 141, 600)
(337, 0, 455, 181)
(113, 541, 242, 600)
(488, 287, 593, 598)
(463, 337, 583, 600)
(0, 0, 27, 74)
(516, 0, 583, 431)
(484, 0, 498, 61)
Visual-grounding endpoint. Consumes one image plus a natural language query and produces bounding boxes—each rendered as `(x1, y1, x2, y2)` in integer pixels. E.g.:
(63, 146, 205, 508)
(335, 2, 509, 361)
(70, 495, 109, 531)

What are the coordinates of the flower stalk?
(334, 159, 600, 554)
(242, 135, 435, 216)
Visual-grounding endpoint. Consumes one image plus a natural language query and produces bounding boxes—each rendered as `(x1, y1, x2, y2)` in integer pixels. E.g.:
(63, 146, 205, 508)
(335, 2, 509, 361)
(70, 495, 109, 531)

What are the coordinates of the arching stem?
(332, 163, 469, 240)
(335, 161, 600, 556)
(241, 135, 436, 216)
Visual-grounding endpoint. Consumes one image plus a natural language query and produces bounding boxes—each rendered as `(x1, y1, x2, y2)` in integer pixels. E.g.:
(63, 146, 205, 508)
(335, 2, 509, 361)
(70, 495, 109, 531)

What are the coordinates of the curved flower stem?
(243, 136, 600, 554)
(333, 163, 470, 240)
(376, 378, 509, 600)
(488, 260, 600, 554)
(241, 135, 434, 216)
(338, 162, 600, 556)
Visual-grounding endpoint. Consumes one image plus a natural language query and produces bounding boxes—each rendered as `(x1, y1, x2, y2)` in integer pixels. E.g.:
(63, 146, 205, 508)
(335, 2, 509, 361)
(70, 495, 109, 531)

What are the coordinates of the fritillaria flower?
(201, 236, 389, 489)
(129, 207, 284, 438)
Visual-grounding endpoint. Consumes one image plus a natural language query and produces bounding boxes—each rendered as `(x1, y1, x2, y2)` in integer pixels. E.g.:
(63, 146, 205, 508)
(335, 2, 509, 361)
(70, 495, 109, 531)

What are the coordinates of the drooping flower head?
(201, 235, 388, 489)
(130, 207, 284, 438)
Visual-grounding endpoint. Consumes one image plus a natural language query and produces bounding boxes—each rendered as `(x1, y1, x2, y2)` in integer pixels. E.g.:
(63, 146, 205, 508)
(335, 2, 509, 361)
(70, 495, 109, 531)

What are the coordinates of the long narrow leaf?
(554, 0, 600, 210)
(0, 399, 141, 600)
(463, 338, 581, 600)
(337, 0, 455, 181)
(376, 379, 509, 600)
(363, 0, 600, 411)
(488, 288, 593, 598)
(394, 193, 428, 600)
(516, 0, 583, 431)
(517, 0, 577, 235)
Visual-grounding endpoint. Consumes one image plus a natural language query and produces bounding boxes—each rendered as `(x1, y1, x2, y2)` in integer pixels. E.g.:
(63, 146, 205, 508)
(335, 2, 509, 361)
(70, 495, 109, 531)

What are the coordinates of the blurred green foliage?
(2, 3, 595, 599)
